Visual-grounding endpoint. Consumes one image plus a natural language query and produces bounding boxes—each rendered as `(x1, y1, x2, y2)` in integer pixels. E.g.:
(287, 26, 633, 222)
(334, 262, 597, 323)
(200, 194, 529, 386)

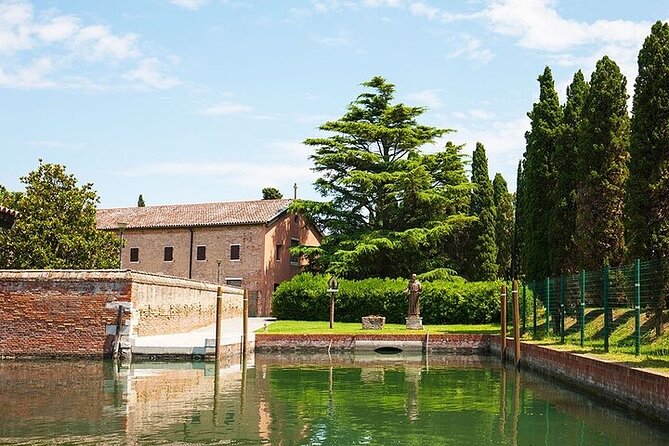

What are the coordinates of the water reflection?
(0, 355, 667, 445)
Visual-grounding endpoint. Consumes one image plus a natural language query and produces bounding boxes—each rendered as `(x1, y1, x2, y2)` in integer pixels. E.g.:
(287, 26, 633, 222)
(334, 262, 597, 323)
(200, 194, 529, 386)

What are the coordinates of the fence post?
(560, 274, 565, 343)
(501, 284, 507, 362)
(603, 265, 610, 353)
(512, 280, 521, 367)
(522, 283, 527, 335)
(579, 270, 585, 347)
(546, 277, 551, 337)
(635, 259, 641, 356)
(533, 281, 537, 338)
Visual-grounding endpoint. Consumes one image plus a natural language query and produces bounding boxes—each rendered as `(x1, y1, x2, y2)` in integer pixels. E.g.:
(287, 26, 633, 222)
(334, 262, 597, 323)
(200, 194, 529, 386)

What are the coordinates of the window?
(226, 278, 242, 287)
(130, 247, 139, 263)
(196, 245, 206, 261)
(290, 238, 299, 265)
(230, 244, 240, 261)
(275, 244, 282, 261)
(164, 246, 173, 262)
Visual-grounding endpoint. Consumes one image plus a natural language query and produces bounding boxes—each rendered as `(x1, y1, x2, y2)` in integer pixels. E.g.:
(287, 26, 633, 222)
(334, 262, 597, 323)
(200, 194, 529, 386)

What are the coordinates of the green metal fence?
(506, 259, 669, 357)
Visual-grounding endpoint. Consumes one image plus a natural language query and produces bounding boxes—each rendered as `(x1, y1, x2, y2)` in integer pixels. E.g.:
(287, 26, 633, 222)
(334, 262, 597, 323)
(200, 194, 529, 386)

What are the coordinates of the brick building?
(96, 199, 321, 316)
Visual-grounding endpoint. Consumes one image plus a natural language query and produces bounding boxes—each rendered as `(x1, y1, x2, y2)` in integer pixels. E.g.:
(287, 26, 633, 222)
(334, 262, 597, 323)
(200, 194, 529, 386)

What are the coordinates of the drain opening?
(374, 346, 403, 355)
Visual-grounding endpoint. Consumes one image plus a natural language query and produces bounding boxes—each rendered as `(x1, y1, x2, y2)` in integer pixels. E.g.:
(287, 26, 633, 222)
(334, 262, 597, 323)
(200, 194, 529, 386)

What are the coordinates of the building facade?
(96, 199, 321, 316)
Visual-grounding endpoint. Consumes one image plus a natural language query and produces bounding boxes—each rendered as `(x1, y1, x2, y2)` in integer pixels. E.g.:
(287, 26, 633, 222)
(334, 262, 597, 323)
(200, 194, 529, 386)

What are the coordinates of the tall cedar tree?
(626, 21, 669, 334)
(295, 76, 472, 279)
(0, 161, 118, 269)
(493, 173, 514, 279)
(468, 142, 498, 281)
(511, 160, 524, 279)
(551, 70, 588, 275)
(575, 56, 629, 270)
(523, 67, 563, 280)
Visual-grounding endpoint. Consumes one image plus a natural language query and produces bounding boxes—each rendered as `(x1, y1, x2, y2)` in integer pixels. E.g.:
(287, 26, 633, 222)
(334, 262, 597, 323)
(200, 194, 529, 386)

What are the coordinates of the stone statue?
(406, 273, 422, 317)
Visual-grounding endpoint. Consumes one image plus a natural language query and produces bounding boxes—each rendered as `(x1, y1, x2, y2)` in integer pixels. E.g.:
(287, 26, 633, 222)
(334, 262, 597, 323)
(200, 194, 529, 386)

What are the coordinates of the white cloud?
(124, 57, 180, 89)
(114, 160, 318, 192)
(70, 25, 139, 61)
(316, 30, 353, 46)
(404, 89, 443, 109)
(169, 0, 209, 10)
(448, 35, 493, 64)
(483, 0, 650, 52)
(0, 56, 56, 88)
(198, 100, 254, 115)
(0, 1, 176, 90)
(266, 140, 312, 159)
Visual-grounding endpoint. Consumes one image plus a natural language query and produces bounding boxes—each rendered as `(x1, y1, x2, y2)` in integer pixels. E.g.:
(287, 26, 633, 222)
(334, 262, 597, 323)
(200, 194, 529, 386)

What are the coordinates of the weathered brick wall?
(490, 337, 669, 423)
(129, 272, 243, 336)
(0, 270, 243, 357)
(0, 270, 131, 357)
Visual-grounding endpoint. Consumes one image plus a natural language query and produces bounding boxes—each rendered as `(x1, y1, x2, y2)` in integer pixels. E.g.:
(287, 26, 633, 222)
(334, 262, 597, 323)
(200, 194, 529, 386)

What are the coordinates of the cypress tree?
(523, 67, 562, 280)
(137, 194, 145, 207)
(468, 142, 498, 281)
(551, 70, 588, 275)
(493, 173, 514, 279)
(511, 160, 524, 279)
(575, 56, 629, 270)
(626, 21, 669, 334)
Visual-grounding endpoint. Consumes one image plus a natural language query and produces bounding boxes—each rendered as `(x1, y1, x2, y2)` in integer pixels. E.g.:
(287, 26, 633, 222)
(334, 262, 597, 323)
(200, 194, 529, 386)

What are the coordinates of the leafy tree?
(575, 56, 629, 270)
(511, 160, 524, 279)
(137, 194, 145, 207)
(467, 142, 498, 281)
(551, 70, 588, 275)
(294, 76, 472, 279)
(626, 21, 669, 334)
(493, 173, 514, 279)
(262, 187, 283, 200)
(523, 67, 563, 280)
(0, 161, 118, 269)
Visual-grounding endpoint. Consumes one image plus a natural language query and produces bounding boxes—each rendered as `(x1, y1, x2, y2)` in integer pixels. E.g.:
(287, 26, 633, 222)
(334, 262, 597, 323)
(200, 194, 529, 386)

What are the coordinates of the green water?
(0, 355, 667, 445)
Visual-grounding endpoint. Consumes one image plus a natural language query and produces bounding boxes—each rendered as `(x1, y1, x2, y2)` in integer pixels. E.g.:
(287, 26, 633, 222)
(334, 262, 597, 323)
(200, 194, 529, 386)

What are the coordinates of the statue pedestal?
(406, 316, 423, 330)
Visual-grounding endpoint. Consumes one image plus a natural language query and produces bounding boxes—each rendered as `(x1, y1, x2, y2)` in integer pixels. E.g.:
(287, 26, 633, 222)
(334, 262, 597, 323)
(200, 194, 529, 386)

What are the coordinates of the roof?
(96, 199, 294, 230)
(0, 205, 18, 229)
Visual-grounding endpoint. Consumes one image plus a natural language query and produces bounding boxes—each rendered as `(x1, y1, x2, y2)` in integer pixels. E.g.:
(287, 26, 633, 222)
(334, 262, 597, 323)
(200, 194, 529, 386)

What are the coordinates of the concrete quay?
(131, 317, 275, 356)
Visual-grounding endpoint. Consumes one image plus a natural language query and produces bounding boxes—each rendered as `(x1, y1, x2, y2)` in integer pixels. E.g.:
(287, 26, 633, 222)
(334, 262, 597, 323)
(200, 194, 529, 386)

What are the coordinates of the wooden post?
(112, 305, 124, 358)
(501, 284, 507, 362)
(329, 293, 335, 329)
(243, 289, 249, 357)
(215, 286, 223, 361)
(512, 280, 521, 367)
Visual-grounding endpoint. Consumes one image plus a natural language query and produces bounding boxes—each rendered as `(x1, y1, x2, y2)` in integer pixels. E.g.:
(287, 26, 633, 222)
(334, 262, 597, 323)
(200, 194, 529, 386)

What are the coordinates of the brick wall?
(0, 270, 243, 357)
(490, 336, 669, 423)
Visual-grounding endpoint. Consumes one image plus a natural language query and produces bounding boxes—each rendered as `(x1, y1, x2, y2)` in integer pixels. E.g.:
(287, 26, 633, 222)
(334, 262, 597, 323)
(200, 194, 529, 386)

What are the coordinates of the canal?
(0, 354, 667, 445)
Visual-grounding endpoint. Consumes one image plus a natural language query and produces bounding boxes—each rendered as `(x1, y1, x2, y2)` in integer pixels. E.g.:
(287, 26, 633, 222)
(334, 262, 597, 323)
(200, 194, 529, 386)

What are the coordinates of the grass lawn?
(258, 320, 501, 335)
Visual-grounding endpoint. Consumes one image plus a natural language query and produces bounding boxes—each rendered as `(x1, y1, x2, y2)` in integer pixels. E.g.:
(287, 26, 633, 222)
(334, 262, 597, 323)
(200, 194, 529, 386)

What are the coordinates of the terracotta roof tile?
(96, 199, 293, 230)
(0, 205, 18, 217)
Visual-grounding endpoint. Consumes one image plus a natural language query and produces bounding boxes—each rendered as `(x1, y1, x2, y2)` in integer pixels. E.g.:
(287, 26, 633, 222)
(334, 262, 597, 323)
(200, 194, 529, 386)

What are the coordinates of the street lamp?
(217, 259, 222, 284)
(117, 222, 127, 269)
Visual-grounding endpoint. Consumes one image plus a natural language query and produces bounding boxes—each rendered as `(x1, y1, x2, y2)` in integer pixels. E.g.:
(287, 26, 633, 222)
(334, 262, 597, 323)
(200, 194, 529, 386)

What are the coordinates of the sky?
(1, 0, 667, 208)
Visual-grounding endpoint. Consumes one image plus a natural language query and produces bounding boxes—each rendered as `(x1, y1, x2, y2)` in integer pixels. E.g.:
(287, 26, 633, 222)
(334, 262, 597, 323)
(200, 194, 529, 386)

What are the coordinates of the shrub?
(272, 273, 502, 324)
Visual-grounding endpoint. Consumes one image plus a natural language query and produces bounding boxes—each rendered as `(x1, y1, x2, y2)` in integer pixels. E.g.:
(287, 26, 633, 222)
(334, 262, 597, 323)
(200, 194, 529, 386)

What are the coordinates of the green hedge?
(272, 274, 503, 325)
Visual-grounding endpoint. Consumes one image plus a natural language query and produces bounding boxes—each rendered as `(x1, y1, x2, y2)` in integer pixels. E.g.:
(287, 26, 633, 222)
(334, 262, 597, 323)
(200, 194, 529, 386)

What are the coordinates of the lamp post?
(117, 222, 127, 269)
(217, 259, 222, 284)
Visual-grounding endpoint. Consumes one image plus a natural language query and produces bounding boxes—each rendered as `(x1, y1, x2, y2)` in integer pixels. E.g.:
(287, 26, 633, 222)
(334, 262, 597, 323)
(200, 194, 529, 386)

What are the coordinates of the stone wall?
(0, 270, 243, 357)
(490, 336, 669, 424)
(254, 333, 491, 354)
